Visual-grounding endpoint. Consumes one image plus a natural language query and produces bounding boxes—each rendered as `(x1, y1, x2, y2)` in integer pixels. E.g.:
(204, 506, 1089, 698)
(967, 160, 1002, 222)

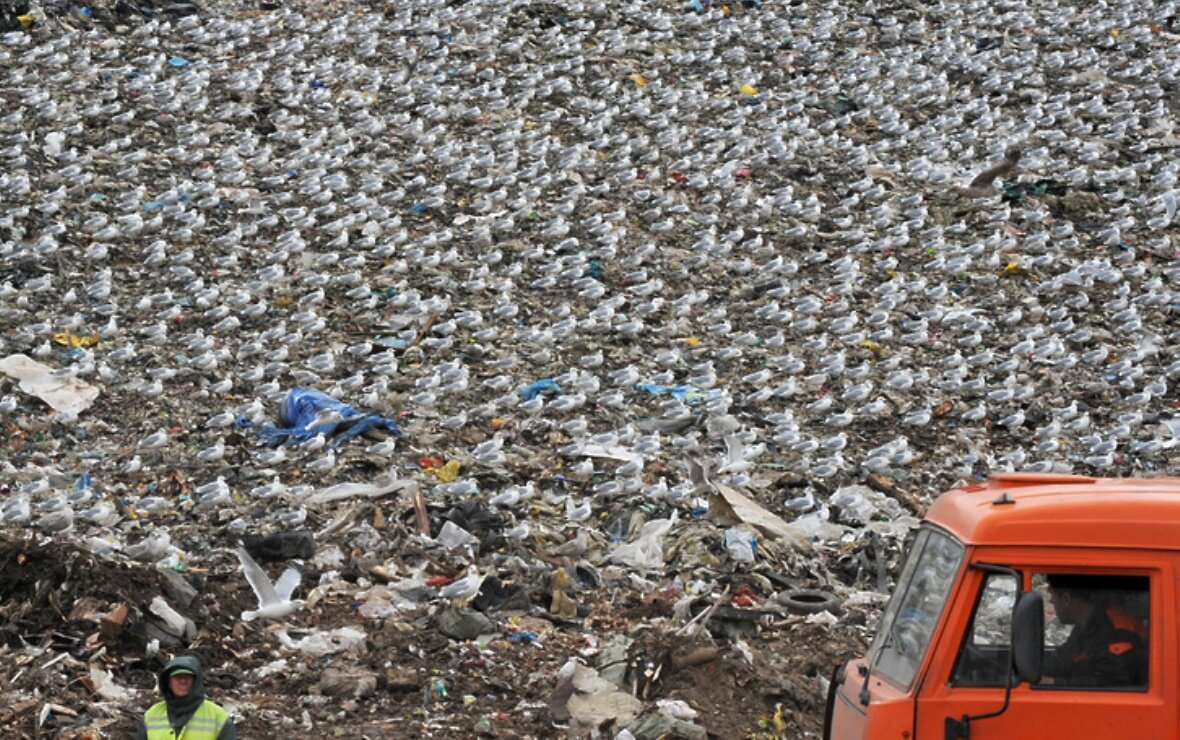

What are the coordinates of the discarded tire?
(778, 589, 843, 616)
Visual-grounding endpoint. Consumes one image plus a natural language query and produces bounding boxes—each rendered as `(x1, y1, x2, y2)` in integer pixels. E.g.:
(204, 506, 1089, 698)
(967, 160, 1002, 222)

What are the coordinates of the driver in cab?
(1041, 574, 1148, 688)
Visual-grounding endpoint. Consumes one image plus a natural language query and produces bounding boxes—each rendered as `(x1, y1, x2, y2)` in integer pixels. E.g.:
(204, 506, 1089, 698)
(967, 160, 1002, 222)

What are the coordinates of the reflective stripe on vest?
(144, 699, 229, 739)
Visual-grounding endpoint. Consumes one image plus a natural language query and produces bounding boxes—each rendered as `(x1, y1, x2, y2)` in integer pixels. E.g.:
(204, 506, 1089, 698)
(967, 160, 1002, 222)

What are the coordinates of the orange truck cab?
(824, 473, 1180, 740)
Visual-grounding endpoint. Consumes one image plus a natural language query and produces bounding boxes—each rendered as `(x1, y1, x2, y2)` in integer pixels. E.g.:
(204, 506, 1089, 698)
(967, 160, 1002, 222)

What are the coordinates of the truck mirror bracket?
(944, 563, 1028, 739)
(946, 715, 971, 740)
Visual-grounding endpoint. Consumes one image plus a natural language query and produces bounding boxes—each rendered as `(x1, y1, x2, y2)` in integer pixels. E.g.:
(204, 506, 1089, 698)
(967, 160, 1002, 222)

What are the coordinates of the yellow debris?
(52, 332, 100, 348)
(428, 459, 462, 483)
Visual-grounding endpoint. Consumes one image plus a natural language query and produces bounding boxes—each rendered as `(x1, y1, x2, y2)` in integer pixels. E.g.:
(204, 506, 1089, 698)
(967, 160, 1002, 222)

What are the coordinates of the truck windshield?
(867, 526, 965, 690)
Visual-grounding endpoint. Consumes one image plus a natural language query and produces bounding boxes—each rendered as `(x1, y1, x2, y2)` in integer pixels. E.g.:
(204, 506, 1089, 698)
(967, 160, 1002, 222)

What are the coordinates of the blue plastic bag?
(517, 379, 562, 401)
(247, 388, 401, 447)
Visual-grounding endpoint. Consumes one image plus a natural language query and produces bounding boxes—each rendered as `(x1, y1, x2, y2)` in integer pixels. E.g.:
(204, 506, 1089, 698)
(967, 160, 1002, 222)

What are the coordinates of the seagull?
(20, 478, 50, 496)
(957, 147, 1021, 199)
(79, 501, 119, 527)
(366, 438, 397, 456)
(257, 447, 288, 465)
(205, 410, 236, 428)
(438, 565, 485, 606)
(305, 449, 336, 472)
(249, 476, 287, 499)
(439, 410, 468, 430)
(489, 482, 535, 508)
(236, 545, 305, 622)
(197, 437, 226, 462)
(125, 531, 171, 562)
(196, 476, 230, 499)
(299, 433, 327, 453)
(138, 429, 170, 449)
(565, 497, 592, 522)
(716, 432, 754, 475)
(504, 521, 530, 540)
(1162, 418, 1180, 448)
(305, 407, 347, 431)
(472, 432, 505, 458)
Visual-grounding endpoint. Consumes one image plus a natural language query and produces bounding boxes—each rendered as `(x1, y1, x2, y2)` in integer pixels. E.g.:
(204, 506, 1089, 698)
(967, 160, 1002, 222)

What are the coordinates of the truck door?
(915, 565, 1173, 739)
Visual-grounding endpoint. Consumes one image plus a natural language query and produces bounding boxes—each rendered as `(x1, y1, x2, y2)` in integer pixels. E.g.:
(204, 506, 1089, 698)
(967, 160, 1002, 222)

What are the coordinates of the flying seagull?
(957, 147, 1022, 199)
(236, 545, 305, 622)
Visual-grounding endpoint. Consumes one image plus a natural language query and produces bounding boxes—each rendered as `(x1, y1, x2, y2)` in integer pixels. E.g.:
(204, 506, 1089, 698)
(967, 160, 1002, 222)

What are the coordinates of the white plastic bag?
(609, 512, 678, 572)
(148, 596, 188, 637)
(436, 520, 476, 550)
(724, 527, 757, 563)
(277, 626, 366, 657)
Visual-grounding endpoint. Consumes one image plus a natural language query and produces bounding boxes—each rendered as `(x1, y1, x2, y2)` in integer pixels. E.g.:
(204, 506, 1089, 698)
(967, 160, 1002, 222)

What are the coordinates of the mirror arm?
(945, 564, 1024, 739)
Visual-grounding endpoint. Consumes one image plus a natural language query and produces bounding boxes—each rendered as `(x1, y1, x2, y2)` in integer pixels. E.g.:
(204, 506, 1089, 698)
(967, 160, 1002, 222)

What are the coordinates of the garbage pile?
(1, 0, 1178, 735)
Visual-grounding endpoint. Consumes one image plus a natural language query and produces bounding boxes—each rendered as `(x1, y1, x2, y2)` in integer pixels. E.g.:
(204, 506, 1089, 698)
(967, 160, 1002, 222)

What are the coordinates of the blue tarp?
(517, 379, 563, 401)
(241, 387, 401, 447)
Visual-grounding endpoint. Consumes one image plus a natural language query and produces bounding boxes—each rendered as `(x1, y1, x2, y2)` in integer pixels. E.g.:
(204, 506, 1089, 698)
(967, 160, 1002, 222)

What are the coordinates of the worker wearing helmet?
(1042, 574, 1148, 688)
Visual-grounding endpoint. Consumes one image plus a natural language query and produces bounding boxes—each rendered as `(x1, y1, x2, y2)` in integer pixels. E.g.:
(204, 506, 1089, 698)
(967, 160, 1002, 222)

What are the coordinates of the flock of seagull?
(0, 0, 1178, 614)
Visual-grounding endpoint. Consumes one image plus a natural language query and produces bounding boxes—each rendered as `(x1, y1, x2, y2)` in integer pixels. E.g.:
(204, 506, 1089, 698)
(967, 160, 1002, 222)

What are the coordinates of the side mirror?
(1012, 591, 1044, 684)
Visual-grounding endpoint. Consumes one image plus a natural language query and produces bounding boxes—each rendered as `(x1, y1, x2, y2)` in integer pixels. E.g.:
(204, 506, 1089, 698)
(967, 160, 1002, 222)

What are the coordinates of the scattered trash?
(549, 662, 644, 731)
(691, 460, 810, 550)
(1, 0, 1177, 735)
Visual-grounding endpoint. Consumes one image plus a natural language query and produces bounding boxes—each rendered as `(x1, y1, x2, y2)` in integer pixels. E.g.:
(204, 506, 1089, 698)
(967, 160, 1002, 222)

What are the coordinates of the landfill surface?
(1, 0, 1178, 735)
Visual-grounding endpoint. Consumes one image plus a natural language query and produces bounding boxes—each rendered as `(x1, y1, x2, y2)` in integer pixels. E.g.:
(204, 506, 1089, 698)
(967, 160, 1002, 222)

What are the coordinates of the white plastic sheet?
(0, 354, 99, 415)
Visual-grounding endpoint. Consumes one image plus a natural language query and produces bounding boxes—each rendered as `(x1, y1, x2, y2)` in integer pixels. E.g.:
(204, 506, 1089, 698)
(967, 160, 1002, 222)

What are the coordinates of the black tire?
(778, 588, 843, 615)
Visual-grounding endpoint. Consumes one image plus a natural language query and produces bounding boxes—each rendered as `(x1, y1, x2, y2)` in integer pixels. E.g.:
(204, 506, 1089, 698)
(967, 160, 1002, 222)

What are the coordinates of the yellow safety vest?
(143, 699, 229, 739)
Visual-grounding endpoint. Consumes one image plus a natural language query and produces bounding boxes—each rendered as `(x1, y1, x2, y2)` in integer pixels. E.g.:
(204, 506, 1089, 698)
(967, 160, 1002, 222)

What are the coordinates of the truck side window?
(1033, 573, 1149, 690)
(951, 572, 1017, 687)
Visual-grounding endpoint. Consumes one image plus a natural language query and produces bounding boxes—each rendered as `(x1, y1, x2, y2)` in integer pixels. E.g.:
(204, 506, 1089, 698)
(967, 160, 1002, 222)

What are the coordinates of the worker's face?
(169, 673, 194, 698)
(1048, 588, 1081, 625)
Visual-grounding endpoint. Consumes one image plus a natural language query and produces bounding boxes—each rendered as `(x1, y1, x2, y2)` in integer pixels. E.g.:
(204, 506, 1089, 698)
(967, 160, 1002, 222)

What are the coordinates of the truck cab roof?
(928, 472, 1180, 550)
